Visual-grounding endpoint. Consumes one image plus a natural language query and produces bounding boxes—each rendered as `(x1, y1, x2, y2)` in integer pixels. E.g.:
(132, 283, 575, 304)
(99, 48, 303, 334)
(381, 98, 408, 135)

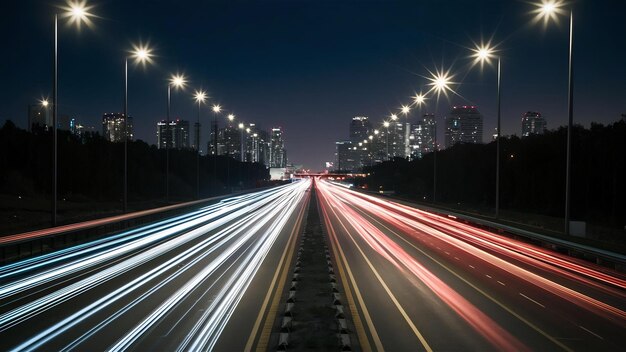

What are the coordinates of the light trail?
(0, 180, 310, 351)
(317, 180, 626, 349)
(318, 180, 528, 351)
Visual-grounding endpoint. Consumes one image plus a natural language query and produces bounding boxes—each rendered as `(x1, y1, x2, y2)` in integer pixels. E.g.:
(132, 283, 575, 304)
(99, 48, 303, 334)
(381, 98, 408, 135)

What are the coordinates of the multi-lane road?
(0, 180, 310, 351)
(317, 179, 626, 351)
(1, 177, 625, 351)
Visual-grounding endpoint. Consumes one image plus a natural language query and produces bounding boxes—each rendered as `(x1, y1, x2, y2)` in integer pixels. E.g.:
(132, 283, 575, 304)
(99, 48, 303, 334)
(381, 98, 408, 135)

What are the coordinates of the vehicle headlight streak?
(0, 180, 311, 351)
(110, 182, 308, 351)
(0, 186, 291, 301)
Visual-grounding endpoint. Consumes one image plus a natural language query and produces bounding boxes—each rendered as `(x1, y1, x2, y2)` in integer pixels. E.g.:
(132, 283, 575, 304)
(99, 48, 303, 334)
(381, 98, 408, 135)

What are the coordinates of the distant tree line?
(0, 121, 270, 203)
(362, 120, 626, 228)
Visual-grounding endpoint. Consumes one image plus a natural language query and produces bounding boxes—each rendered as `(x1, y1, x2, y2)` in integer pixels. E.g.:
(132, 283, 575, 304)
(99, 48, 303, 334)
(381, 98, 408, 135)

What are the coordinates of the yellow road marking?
(244, 192, 309, 352)
(321, 202, 378, 352)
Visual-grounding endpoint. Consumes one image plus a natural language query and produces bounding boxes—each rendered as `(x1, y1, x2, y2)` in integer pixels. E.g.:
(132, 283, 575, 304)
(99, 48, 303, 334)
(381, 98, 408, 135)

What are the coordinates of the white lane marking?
(497, 281, 506, 286)
(444, 251, 450, 255)
(519, 293, 545, 308)
(579, 326, 604, 340)
(454, 257, 460, 261)
(469, 265, 475, 269)
(485, 274, 492, 279)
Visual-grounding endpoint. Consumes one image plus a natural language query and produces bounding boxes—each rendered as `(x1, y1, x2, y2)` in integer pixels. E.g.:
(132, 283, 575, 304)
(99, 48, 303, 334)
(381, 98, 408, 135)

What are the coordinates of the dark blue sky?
(2, 0, 625, 169)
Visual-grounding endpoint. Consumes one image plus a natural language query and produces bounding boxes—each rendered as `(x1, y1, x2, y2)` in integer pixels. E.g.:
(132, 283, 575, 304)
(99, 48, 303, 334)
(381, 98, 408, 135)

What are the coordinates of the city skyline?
(2, 0, 625, 169)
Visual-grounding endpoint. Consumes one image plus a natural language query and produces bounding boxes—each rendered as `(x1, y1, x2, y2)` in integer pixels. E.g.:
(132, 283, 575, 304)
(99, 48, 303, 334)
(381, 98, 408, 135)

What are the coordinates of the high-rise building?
(192, 122, 201, 153)
(270, 127, 287, 168)
(157, 118, 190, 149)
(218, 124, 242, 158)
(387, 121, 406, 158)
(335, 140, 360, 172)
(350, 116, 372, 143)
(521, 111, 546, 137)
(445, 105, 483, 148)
(28, 104, 51, 132)
(102, 113, 133, 142)
(422, 114, 437, 153)
(347, 116, 373, 169)
(368, 129, 386, 164)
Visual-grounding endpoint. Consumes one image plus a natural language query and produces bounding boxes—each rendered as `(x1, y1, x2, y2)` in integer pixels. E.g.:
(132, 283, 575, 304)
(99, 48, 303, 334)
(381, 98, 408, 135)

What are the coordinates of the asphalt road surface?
(0, 179, 310, 351)
(317, 179, 626, 351)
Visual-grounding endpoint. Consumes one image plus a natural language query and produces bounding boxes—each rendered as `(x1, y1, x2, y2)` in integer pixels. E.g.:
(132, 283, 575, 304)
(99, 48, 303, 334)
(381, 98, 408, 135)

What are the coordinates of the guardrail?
(364, 191, 626, 273)
(0, 188, 268, 264)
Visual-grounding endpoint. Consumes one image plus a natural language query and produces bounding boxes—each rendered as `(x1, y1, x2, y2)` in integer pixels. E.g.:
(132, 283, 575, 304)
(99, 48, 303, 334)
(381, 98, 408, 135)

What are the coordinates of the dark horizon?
(2, 0, 625, 169)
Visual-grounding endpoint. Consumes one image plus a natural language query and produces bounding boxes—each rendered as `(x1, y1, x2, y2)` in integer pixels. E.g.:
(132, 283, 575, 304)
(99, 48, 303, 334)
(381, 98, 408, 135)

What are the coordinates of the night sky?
(2, 0, 625, 170)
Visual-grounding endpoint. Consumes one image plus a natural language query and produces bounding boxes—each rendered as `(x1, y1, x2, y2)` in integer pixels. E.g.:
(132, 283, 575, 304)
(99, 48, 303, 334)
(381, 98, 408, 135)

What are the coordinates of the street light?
(400, 105, 411, 158)
(166, 73, 187, 201)
(211, 104, 222, 195)
(531, 0, 574, 235)
(238, 122, 245, 162)
(50, 0, 95, 226)
(122, 43, 154, 213)
(193, 89, 207, 199)
(424, 67, 457, 203)
(211, 104, 222, 156)
(470, 42, 502, 218)
(383, 121, 390, 160)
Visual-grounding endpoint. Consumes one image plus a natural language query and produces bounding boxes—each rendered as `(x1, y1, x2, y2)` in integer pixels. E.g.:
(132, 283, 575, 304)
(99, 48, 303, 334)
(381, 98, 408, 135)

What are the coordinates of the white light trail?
(0, 180, 311, 351)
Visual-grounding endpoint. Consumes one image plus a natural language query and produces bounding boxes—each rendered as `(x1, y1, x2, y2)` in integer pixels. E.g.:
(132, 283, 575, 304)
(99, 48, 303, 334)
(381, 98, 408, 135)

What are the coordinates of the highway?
(0, 179, 310, 351)
(317, 179, 626, 351)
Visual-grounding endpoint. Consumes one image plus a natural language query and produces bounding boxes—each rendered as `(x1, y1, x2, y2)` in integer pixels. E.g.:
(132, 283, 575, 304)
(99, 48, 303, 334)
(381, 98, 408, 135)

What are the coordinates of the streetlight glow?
(130, 43, 154, 67)
(531, 0, 566, 27)
(60, 0, 95, 30)
(413, 92, 426, 106)
(238, 123, 245, 129)
(170, 73, 187, 89)
(400, 105, 411, 115)
(425, 66, 458, 101)
(40, 99, 49, 107)
(390, 114, 398, 121)
(212, 104, 221, 113)
(383, 121, 390, 128)
(194, 89, 207, 104)
(470, 42, 498, 70)
(228, 114, 235, 121)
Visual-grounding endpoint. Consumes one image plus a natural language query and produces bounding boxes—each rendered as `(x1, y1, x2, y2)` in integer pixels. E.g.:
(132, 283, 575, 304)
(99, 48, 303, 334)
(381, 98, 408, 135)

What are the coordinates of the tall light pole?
(532, 0, 574, 235)
(426, 68, 455, 204)
(238, 122, 245, 162)
(193, 89, 207, 199)
(51, 0, 95, 226)
(412, 92, 427, 161)
(400, 105, 411, 159)
(383, 121, 390, 160)
(226, 113, 235, 192)
(166, 73, 187, 201)
(211, 104, 222, 194)
(124, 43, 153, 212)
(470, 43, 501, 218)
(238, 122, 245, 187)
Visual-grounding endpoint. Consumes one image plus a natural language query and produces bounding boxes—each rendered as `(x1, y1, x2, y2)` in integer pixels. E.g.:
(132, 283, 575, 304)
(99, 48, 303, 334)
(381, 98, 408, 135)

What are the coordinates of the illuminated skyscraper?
(349, 116, 371, 143)
(409, 114, 437, 159)
(445, 106, 483, 148)
(270, 127, 287, 168)
(157, 118, 189, 149)
(335, 140, 360, 172)
(521, 111, 546, 137)
(103, 113, 133, 142)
